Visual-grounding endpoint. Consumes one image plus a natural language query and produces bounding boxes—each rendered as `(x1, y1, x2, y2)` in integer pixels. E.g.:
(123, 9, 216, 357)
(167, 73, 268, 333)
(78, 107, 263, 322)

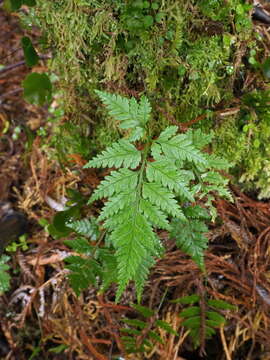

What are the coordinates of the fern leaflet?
(142, 182, 186, 219)
(90, 168, 138, 202)
(84, 139, 141, 169)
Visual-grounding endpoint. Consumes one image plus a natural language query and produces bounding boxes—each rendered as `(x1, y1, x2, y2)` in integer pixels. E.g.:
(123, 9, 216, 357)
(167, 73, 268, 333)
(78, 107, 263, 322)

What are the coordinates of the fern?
(83, 91, 231, 301)
(175, 295, 237, 349)
(64, 236, 118, 295)
(84, 139, 141, 169)
(170, 205, 211, 270)
(121, 304, 177, 354)
(67, 218, 99, 240)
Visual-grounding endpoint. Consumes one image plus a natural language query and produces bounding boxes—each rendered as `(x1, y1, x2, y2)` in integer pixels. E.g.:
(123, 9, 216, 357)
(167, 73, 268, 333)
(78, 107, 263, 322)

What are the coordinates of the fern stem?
(136, 143, 151, 209)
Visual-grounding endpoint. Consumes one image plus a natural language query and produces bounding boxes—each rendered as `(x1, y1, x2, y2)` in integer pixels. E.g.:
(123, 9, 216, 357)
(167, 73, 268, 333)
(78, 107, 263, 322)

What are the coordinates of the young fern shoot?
(84, 90, 231, 301)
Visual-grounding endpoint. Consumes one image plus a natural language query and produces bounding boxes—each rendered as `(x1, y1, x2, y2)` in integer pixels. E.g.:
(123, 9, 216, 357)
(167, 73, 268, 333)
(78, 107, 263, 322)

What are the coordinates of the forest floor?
(1, 6, 270, 360)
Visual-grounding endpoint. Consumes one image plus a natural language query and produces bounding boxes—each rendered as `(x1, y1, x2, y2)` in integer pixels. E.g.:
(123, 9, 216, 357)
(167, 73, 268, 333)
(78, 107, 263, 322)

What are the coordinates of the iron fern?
(84, 90, 231, 301)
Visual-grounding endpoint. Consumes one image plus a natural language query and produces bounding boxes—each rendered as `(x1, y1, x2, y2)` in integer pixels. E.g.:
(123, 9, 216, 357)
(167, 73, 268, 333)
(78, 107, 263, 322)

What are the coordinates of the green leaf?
(151, 142, 163, 160)
(152, 2, 159, 10)
(182, 316, 201, 329)
(156, 320, 178, 335)
(90, 168, 138, 202)
(146, 159, 186, 193)
(120, 328, 141, 336)
(142, 181, 186, 219)
(99, 249, 118, 291)
(205, 326, 217, 338)
(206, 311, 226, 325)
(52, 206, 79, 234)
(0, 255, 11, 293)
(156, 132, 206, 165)
(139, 198, 170, 230)
(137, 96, 151, 125)
(84, 139, 141, 169)
(134, 256, 156, 302)
(65, 256, 100, 295)
(128, 126, 145, 141)
(21, 37, 39, 67)
(81, 91, 230, 301)
(156, 126, 178, 142)
(183, 205, 210, 220)
(171, 294, 200, 304)
(95, 90, 141, 128)
(207, 299, 237, 310)
(64, 237, 93, 254)
(201, 171, 228, 186)
(66, 218, 100, 240)
(112, 210, 157, 301)
(170, 219, 208, 270)
(148, 330, 163, 344)
(207, 154, 232, 170)
(22, 73, 52, 105)
(132, 304, 155, 318)
(123, 319, 147, 329)
(4, 0, 21, 10)
(179, 306, 200, 318)
(186, 128, 213, 149)
(23, 0, 36, 5)
(99, 191, 136, 223)
(206, 319, 224, 328)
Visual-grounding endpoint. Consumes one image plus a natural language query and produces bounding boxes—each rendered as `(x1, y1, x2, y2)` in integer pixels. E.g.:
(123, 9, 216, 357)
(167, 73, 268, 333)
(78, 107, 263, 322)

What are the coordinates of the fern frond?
(178, 295, 233, 349)
(139, 198, 171, 230)
(65, 255, 101, 295)
(201, 171, 229, 186)
(137, 96, 151, 125)
(110, 209, 158, 301)
(186, 128, 213, 149)
(207, 154, 232, 170)
(98, 192, 136, 222)
(95, 90, 140, 129)
(67, 218, 99, 240)
(142, 181, 186, 219)
(151, 142, 162, 160)
(84, 139, 141, 169)
(146, 159, 182, 191)
(128, 126, 145, 141)
(156, 125, 178, 142)
(98, 249, 118, 292)
(155, 133, 207, 165)
(170, 218, 208, 270)
(183, 205, 210, 220)
(64, 237, 93, 254)
(133, 255, 155, 302)
(90, 168, 138, 202)
(80, 91, 232, 300)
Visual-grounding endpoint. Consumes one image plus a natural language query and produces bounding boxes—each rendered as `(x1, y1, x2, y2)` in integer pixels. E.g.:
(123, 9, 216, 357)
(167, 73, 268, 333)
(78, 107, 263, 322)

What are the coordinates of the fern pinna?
(84, 90, 231, 301)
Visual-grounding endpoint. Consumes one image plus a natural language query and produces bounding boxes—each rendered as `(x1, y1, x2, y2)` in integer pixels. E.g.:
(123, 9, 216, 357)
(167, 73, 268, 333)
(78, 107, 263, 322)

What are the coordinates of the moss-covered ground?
(2, 1, 270, 359)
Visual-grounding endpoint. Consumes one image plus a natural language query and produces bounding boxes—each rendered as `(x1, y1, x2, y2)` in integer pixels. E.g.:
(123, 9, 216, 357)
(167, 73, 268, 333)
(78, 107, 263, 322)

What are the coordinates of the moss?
(34, 0, 244, 119)
(29, 0, 270, 197)
(213, 90, 270, 199)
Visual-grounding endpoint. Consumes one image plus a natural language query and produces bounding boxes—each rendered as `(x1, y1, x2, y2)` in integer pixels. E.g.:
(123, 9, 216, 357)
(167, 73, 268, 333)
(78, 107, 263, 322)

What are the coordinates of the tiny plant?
(80, 90, 231, 301)
(173, 295, 237, 349)
(120, 303, 177, 354)
(6, 234, 29, 253)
